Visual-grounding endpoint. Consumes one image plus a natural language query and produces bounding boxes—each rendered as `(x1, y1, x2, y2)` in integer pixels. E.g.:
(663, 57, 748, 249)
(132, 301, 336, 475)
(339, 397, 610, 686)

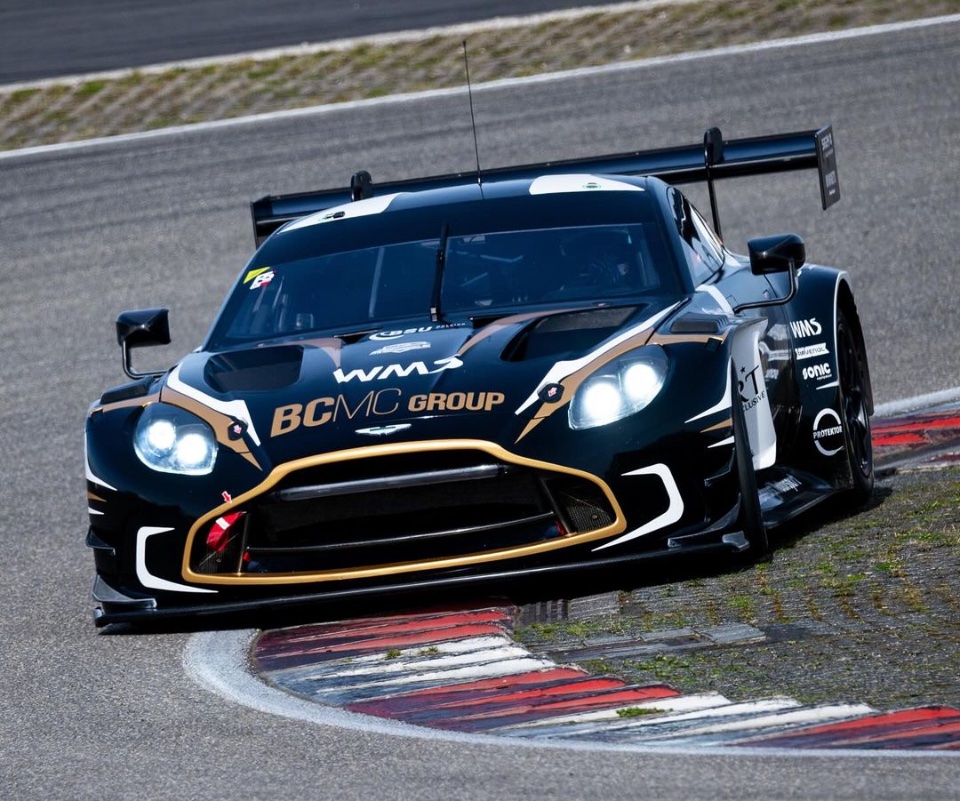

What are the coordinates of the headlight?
(568, 347, 668, 430)
(134, 404, 218, 475)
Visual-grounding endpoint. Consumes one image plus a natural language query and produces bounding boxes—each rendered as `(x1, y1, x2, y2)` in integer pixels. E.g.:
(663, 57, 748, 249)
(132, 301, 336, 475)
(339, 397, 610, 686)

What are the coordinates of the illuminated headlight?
(134, 404, 218, 475)
(568, 347, 668, 430)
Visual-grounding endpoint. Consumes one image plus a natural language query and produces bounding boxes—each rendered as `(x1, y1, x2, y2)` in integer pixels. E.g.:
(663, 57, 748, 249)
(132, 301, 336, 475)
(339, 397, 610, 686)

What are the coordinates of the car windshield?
(207, 198, 684, 349)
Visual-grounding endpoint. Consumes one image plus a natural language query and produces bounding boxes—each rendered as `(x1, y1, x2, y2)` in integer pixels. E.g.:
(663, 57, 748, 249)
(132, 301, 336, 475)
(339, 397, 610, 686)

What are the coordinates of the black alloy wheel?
(836, 309, 874, 504)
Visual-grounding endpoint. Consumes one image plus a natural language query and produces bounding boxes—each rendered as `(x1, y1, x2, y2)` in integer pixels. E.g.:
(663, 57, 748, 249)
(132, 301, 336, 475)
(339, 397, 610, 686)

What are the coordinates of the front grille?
(191, 450, 615, 577)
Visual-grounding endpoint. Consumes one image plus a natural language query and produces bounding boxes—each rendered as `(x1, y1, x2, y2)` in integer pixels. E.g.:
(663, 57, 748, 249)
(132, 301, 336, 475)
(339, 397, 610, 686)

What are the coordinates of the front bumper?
(92, 533, 743, 627)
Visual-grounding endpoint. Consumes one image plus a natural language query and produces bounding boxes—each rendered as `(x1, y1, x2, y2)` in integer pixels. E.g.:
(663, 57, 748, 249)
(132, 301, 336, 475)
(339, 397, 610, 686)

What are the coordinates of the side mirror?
(734, 234, 805, 314)
(116, 308, 170, 379)
(748, 233, 806, 275)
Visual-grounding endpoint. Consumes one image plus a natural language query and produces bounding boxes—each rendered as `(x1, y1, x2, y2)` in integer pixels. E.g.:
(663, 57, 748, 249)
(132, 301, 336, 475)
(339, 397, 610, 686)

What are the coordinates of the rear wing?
(251, 125, 839, 246)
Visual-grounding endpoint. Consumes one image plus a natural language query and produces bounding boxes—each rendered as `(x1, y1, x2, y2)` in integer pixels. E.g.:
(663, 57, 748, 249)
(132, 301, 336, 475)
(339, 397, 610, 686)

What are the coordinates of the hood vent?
(204, 345, 304, 393)
(669, 313, 725, 334)
(502, 306, 640, 362)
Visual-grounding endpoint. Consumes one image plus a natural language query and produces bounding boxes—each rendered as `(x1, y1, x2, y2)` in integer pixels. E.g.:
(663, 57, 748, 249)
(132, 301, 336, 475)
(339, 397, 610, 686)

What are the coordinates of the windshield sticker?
(246, 268, 276, 290)
(370, 341, 431, 356)
(370, 323, 469, 341)
(243, 267, 271, 284)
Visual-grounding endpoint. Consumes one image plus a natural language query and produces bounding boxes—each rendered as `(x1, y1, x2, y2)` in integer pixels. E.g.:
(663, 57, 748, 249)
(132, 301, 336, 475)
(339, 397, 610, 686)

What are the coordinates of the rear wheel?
(732, 363, 769, 556)
(836, 309, 874, 504)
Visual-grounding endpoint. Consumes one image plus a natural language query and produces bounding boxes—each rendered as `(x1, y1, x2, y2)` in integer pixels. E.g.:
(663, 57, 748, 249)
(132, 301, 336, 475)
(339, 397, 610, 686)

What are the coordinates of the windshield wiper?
(430, 222, 450, 323)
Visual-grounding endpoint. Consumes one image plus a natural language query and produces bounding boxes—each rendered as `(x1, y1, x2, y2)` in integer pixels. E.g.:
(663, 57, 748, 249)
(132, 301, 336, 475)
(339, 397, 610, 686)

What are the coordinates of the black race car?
(86, 126, 873, 626)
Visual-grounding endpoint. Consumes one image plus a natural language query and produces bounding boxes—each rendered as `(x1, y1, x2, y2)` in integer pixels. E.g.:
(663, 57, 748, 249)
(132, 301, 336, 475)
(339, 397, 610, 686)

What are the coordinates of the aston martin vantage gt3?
(85, 126, 873, 625)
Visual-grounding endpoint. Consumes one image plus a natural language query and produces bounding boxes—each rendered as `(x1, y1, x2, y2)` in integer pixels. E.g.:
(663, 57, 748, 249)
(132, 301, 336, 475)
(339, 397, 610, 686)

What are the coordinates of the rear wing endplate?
(251, 125, 839, 246)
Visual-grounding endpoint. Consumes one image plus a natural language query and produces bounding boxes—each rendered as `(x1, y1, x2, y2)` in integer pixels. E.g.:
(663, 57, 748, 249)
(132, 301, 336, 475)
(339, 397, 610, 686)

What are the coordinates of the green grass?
(3, 0, 958, 151)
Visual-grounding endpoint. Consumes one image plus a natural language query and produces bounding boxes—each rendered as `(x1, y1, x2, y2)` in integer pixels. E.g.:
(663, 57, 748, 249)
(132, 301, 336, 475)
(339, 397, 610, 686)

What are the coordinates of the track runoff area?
(183, 396, 960, 754)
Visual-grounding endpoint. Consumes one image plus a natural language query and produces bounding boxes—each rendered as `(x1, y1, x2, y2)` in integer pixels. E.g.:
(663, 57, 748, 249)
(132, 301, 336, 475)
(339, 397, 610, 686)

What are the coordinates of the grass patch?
(4, 0, 959, 152)
(616, 706, 663, 718)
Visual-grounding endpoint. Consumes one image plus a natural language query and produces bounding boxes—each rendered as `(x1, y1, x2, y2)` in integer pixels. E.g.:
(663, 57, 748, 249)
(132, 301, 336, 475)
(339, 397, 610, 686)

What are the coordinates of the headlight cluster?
(568, 346, 669, 430)
(134, 404, 218, 475)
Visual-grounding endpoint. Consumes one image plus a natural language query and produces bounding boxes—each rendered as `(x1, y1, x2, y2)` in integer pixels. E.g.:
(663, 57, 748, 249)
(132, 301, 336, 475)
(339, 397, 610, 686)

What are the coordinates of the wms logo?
(790, 318, 822, 339)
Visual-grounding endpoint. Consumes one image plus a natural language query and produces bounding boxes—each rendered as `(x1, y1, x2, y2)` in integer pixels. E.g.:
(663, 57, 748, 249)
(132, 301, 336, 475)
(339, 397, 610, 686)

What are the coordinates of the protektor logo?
(812, 408, 844, 456)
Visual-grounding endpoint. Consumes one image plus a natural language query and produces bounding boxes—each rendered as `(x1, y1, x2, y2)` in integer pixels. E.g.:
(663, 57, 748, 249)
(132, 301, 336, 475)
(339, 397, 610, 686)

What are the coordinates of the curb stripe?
(253, 606, 960, 749)
(499, 695, 788, 739)
(347, 674, 631, 718)
(251, 406, 960, 749)
(736, 706, 960, 749)
(390, 686, 683, 733)
(873, 407, 960, 469)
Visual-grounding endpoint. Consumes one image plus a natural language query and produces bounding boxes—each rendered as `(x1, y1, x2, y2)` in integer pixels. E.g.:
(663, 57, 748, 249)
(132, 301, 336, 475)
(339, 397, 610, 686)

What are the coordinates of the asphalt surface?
(0, 0, 630, 83)
(1, 20, 959, 801)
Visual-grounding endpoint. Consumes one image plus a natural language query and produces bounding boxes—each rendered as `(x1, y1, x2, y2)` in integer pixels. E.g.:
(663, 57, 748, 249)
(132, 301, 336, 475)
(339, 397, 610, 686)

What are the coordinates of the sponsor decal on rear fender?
(802, 362, 833, 383)
(796, 343, 829, 360)
(813, 407, 844, 456)
(790, 317, 822, 338)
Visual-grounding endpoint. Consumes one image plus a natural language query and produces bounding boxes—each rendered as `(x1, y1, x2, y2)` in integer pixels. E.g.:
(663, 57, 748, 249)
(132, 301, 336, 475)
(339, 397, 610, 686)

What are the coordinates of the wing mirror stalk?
(733, 234, 805, 314)
(116, 308, 171, 379)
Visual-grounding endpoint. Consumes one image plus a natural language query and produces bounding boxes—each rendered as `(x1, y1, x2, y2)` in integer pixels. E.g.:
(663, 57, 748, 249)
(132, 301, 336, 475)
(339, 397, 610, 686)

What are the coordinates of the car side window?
(689, 207, 725, 271)
(671, 188, 724, 285)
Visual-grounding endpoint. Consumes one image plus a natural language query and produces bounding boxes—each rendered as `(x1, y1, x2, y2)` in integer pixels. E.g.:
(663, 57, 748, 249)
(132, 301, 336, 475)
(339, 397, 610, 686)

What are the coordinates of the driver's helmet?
(559, 228, 642, 290)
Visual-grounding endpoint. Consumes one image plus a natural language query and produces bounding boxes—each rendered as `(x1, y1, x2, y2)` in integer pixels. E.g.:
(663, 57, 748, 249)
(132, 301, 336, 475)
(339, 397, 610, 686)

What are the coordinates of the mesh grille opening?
(191, 452, 616, 577)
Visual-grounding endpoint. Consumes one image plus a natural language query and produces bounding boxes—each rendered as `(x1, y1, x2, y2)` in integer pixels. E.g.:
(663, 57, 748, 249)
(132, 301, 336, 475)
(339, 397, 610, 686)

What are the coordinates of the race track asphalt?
(0, 18, 958, 801)
(0, 0, 629, 83)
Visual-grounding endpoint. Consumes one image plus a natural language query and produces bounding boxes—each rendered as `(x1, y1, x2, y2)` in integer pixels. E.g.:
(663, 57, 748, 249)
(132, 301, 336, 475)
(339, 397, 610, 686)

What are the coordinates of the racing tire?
(836, 309, 875, 505)
(732, 363, 769, 556)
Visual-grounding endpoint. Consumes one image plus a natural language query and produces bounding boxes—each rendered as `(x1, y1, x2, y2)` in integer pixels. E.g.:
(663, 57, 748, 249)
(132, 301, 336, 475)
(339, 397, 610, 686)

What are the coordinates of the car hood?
(159, 302, 681, 469)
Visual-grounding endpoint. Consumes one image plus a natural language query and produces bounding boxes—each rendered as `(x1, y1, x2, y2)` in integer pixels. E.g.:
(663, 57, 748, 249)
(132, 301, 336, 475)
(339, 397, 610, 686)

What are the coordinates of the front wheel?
(836, 309, 874, 504)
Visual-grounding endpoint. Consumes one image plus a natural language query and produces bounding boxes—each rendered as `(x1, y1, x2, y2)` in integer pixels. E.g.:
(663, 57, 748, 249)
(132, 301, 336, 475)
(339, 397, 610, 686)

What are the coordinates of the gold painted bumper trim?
(180, 438, 624, 586)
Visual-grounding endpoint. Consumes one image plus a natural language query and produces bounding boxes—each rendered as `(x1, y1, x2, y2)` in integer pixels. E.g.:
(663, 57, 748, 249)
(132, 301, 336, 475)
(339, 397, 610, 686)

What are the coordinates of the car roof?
(277, 173, 659, 234)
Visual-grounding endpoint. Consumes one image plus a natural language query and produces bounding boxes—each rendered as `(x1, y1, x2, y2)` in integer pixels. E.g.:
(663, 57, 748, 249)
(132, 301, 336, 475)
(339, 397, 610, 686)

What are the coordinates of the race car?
(85, 126, 874, 626)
